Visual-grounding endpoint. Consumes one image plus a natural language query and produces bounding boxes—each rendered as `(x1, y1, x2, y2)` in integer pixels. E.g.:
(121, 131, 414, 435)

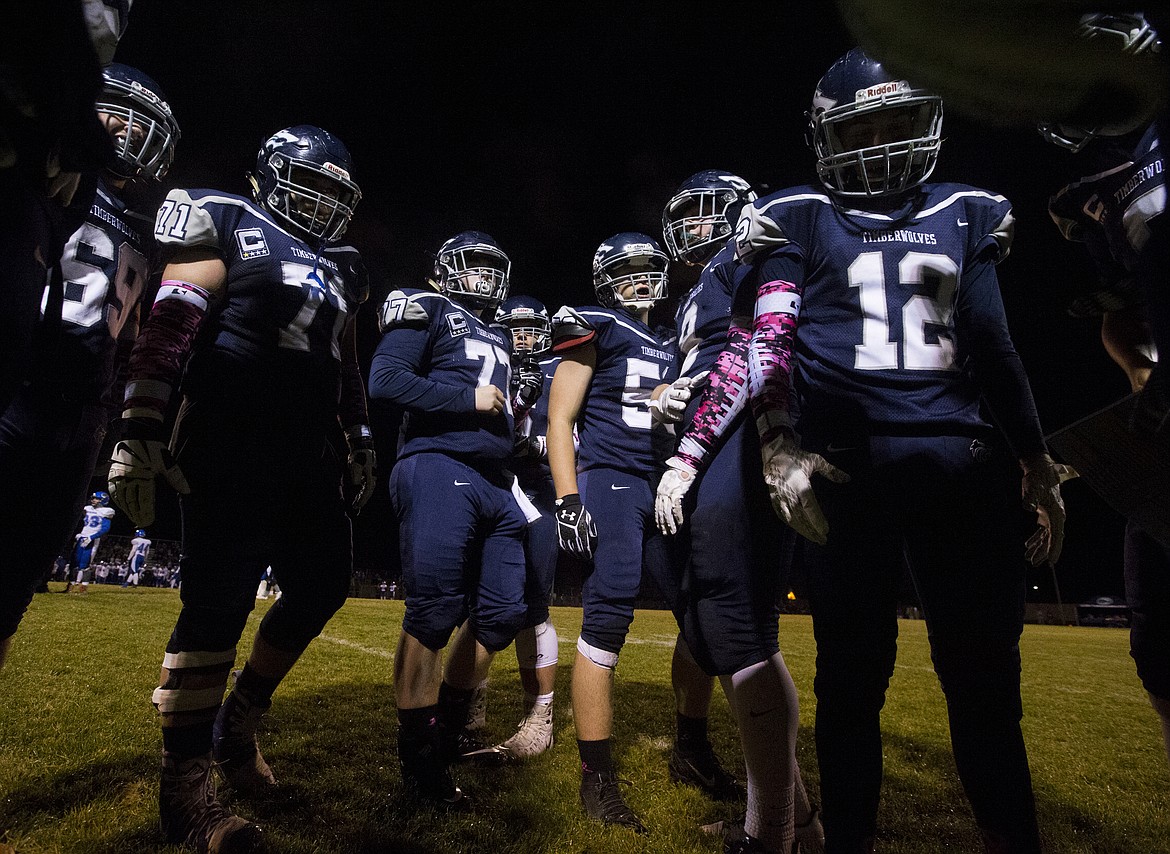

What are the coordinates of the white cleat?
(497, 702, 554, 760)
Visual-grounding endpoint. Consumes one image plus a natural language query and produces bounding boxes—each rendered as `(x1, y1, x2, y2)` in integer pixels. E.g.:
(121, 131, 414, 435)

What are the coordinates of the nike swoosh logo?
(454, 480, 471, 486)
(610, 484, 631, 490)
(956, 219, 968, 226)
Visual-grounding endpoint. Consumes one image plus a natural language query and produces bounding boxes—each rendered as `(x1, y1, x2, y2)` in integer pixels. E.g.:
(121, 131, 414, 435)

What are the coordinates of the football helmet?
(250, 125, 361, 244)
(592, 232, 669, 313)
(135, 529, 147, 538)
(808, 47, 943, 198)
(96, 63, 180, 182)
(1038, 14, 1162, 152)
(662, 170, 757, 265)
(495, 295, 551, 357)
(92, 490, 110, 506)
(432, 231, 511, 311)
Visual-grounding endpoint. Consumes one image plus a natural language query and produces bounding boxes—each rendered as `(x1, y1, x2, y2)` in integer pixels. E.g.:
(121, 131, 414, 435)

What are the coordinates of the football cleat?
(669, 741, 746, 802)
(497, 701, 554, 760)
(445, 725, 506, 765)
(159, 752, 265, 853)
(398, 731, 471, 812)
(212, 674, 277, 794)
(579, 770, 648, 834)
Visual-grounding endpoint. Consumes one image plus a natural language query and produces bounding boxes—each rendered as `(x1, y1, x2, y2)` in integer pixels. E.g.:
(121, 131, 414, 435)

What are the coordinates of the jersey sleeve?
(551, 305, 597, 353)
(368, 291, 477, 415)
(733, 201, 797, 264)
(954, 255, 1046, 459)
(966, 192, 1015, 264)
(377, 288, 434, 333)
(153, 188, 230, 255)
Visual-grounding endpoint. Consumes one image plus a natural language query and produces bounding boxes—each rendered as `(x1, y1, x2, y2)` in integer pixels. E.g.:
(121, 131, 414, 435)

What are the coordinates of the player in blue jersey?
(657, 170, 824, 852)
(125, 528, 151, 587)
(547, 231, 709, 833)
(67, 490, 117, 590)
(369, 230, 533, 808)
(107, 124, 374, 851)
(461, 294, 563, 759)
(0, 62, 177, 666)
(1043, 12, 1170, 775)
(702, 49, 1078, 854)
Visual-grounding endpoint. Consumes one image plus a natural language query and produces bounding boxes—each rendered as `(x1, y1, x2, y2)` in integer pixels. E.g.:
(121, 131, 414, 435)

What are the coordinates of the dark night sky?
(110, 2, 1132, 603)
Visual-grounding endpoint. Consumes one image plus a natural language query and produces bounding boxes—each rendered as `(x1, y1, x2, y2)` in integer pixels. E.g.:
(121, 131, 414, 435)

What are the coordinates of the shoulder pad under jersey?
(550, 305, 597, 352)
(733, 202, 792, 264)
(377, 289, 435, 333)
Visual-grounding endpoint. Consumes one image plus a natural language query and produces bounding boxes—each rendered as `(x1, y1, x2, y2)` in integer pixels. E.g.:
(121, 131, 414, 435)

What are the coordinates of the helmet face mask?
(434, 231, 511, 312)
(810, 48, 943, 198)
(592, 233, 669, 313)
(91, 491, 110, 507)
(96, 63, 180, 182)
(252, 126, 361, 244)
(495, 296, 551, 357)
(662, 170, 757, 265)
(1037, 13, 1161, 152)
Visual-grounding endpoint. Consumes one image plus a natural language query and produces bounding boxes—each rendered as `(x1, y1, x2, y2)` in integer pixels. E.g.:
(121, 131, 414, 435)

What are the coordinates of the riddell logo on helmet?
(856, 81, 909, 102)
(323, 162, 352, 180)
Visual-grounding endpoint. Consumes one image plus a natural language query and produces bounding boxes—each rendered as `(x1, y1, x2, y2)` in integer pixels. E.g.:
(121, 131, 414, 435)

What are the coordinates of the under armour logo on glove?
(555, 493, 597, 559)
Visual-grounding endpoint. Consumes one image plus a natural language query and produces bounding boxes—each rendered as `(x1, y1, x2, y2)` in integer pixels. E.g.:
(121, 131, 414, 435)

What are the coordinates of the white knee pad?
(516, 620, 558, 669)
(533, 619, 558, 668)
(576, 635, 618, 670)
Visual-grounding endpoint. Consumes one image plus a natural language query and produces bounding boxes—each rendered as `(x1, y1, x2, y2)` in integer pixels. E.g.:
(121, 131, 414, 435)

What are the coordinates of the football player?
(471, 294, 562, 760)
(675, 48, 1075, 852)
(657, 170, 824, 852)
(546, 231, 705, 833)
(107, 124, 374, 851)
(0, 62, 177, 665)
(68, 491, 117, 590)
(1043, 12, 1170, 773)
(124, 528, 151, 587)
(368, 231, 532, 808)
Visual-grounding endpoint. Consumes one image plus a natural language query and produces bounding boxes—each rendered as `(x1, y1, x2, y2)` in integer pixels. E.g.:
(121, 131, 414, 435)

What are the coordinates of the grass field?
(1, 584, 1167, 853)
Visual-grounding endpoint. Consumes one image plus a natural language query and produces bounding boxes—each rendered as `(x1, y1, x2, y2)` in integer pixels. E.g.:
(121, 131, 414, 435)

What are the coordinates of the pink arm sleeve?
(122, 280, 211, 423)
(674, 318, 752, 472)
(748, 278, 802, 449)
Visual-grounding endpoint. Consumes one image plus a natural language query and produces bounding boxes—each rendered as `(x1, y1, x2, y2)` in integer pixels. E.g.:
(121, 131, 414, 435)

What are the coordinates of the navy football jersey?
(559, 306, 677, 476)
(41, 177, 155, 403)
(370, 288, 515, 463)
(152, 188, 368, 416)
(736, 183, 1014, 436)
(673, 241, 748, 382)
(1048, 124, 1163, 315)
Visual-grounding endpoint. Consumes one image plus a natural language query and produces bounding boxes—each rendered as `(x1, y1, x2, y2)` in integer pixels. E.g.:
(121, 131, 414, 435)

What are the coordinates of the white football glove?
(655, 456, 698, 535)
(108, 438, 190, 528)
(761, 434, 849, 545)
(1021, 453, 1079, 567)
(78, 536, 92, 548)
(555, 493, 597, 559)
(649, 371, 709, 424)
